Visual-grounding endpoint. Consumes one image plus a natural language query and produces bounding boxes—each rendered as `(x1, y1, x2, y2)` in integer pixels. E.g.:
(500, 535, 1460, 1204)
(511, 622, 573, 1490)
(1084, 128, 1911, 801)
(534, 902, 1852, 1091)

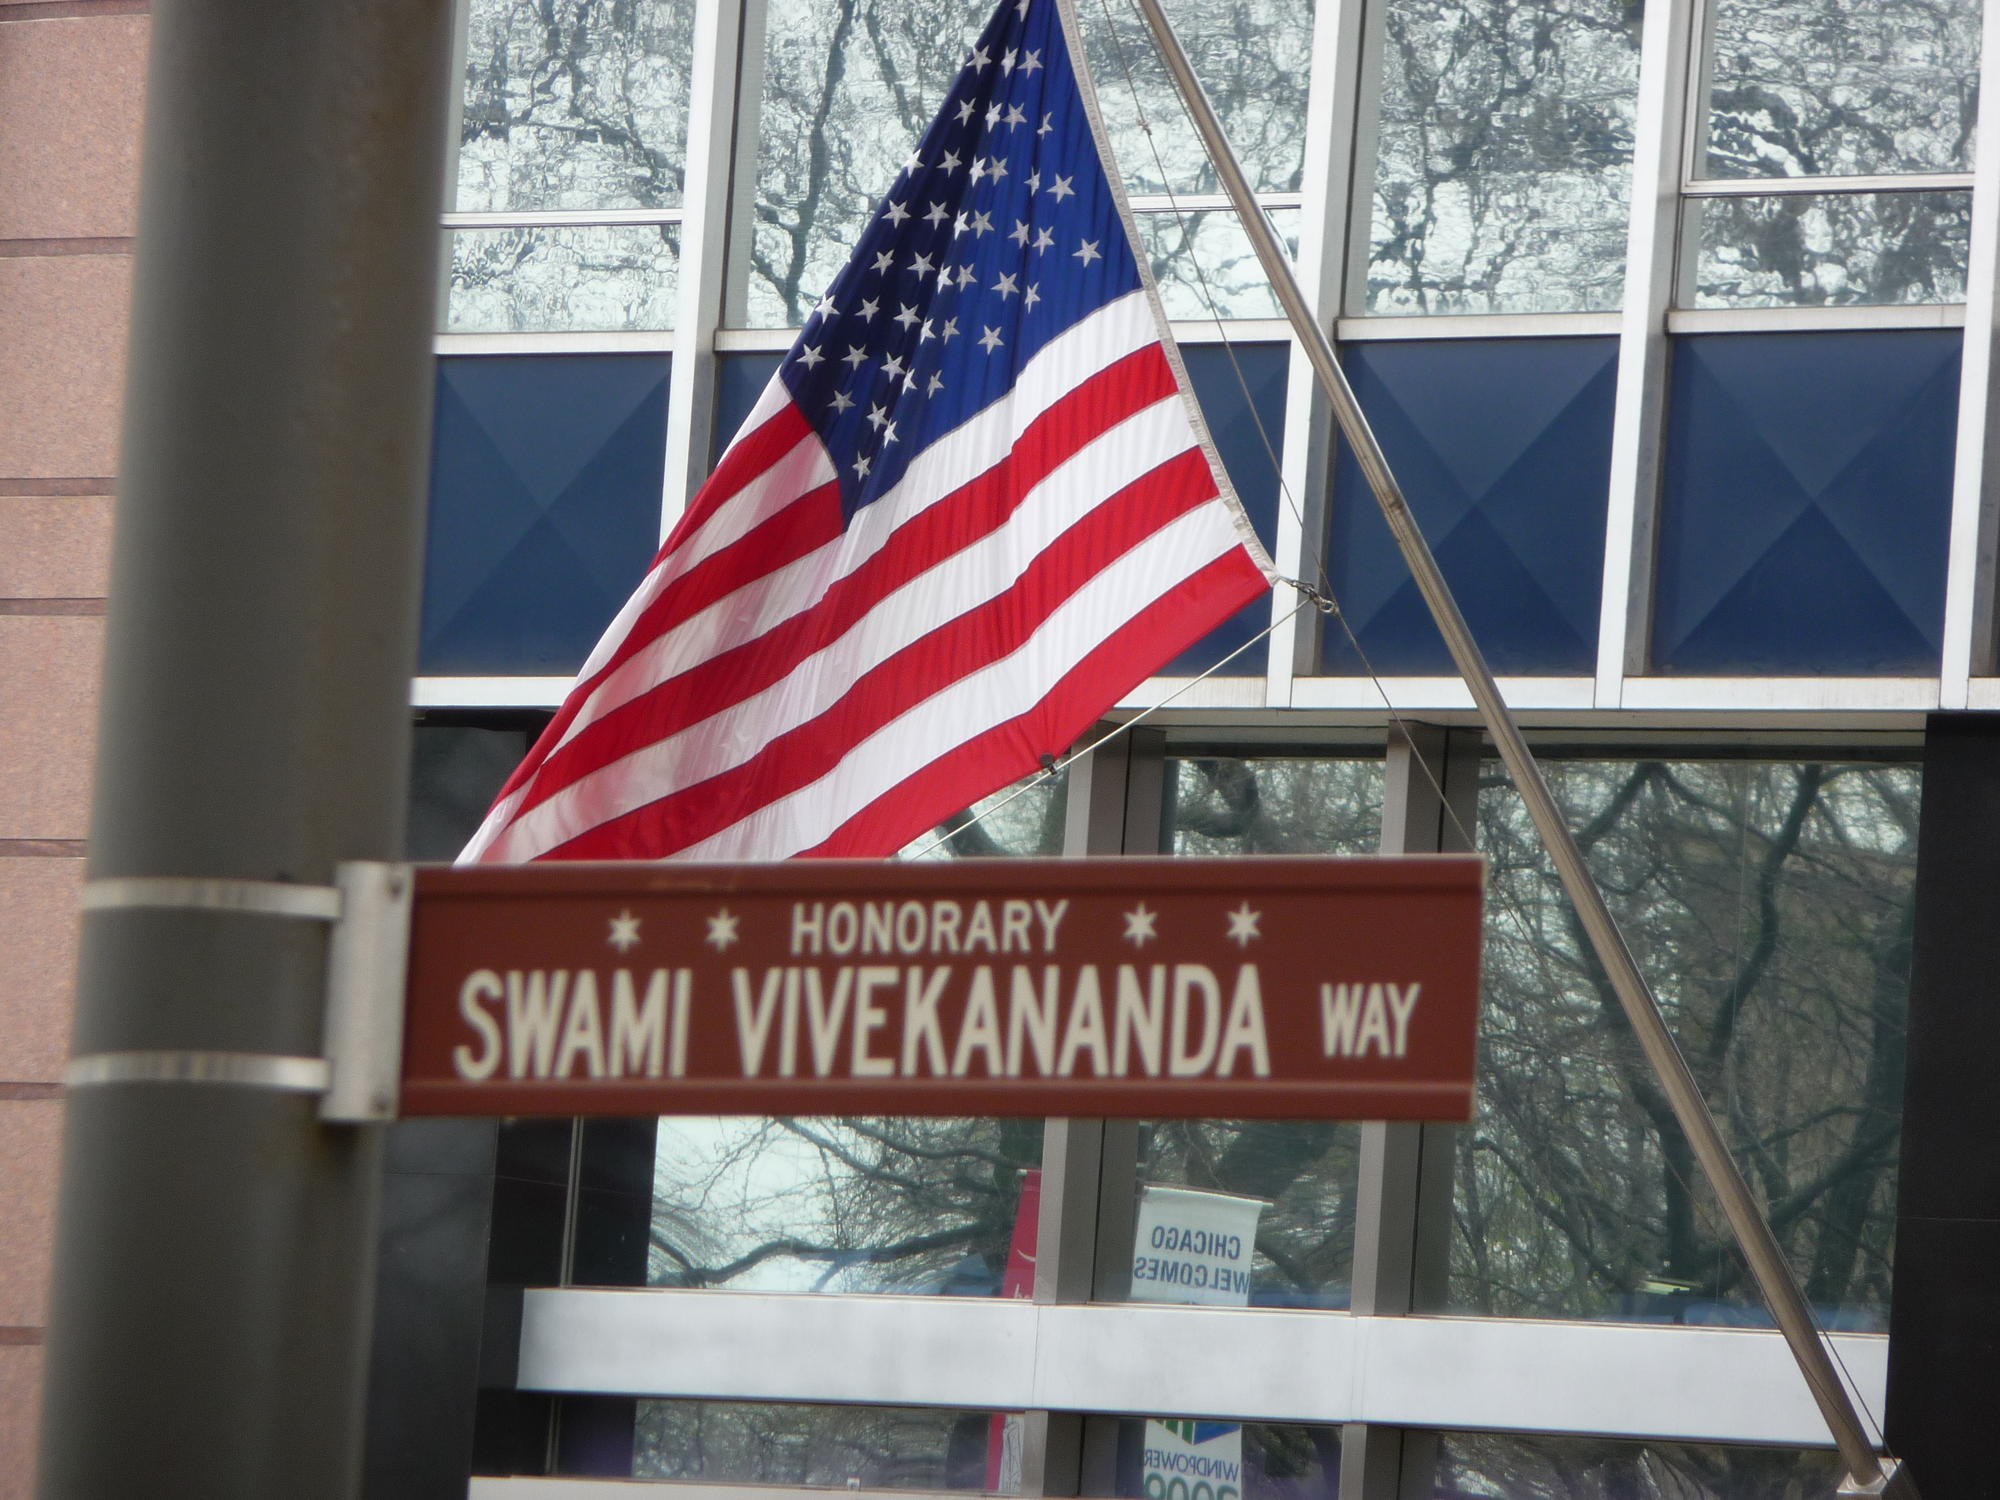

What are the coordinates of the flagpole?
(1105, 0, 1905, 1490)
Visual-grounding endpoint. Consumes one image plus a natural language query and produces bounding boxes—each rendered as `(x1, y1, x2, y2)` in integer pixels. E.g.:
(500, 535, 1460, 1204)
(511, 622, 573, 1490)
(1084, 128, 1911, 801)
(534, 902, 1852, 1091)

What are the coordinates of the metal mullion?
(658, 0, 754, 540)
(1938, 0, 2000, 704)
(1339, 723, 1476, 1500)
(1595, 0, 1699, 703)
(442, 208, 687, 229)
(1683, 172, 1974, 198)
(1267, 0, 1375, 705)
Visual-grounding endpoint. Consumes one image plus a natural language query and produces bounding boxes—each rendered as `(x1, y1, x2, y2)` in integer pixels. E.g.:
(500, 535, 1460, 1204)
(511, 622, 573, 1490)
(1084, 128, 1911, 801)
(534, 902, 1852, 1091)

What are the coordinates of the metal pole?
(36, 1, 456, 1495)
(1115, 0, 1901, 1488)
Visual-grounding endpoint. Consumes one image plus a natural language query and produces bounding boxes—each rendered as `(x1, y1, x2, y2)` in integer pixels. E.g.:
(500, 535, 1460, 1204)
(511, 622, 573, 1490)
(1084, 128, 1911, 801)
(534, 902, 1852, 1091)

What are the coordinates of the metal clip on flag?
(462, 0, 1274, 865)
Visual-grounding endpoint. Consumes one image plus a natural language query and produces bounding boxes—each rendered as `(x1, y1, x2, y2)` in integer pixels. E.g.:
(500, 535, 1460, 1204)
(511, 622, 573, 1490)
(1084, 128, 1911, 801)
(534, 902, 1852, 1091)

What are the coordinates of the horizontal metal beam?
(517, 1289, 1886, 1451)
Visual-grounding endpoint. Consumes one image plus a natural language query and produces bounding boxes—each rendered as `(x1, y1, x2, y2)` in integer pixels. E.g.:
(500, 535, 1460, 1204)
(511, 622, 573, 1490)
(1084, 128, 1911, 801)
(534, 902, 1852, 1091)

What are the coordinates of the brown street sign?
(397, 857, 1484, 1120)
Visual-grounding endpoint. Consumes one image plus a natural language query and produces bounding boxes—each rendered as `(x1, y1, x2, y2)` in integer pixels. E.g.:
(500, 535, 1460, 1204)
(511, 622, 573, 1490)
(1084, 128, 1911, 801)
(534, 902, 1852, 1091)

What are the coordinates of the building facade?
(5, 0, 1999, 1493)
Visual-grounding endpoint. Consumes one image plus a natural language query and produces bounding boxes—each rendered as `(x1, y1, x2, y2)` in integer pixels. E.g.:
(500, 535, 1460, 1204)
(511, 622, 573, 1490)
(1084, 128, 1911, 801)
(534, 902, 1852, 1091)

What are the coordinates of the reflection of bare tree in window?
(1694, 191, 1969, 308)
(748, 0, 1312, 326)
(650, 1117, 1043, 1293)
(1435, 1429, 1844, 1498)
(1368, 0, 1641, 314)
(1461, 761, 1914, 1328)
(459, 0, 696, 211)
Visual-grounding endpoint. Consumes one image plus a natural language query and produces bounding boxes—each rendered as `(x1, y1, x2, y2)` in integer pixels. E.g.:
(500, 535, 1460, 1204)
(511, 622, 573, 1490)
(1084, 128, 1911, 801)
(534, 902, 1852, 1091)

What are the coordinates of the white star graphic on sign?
(925, 201, 951, 226)
(1023, 283, 1041, 310)
(1073, 239, 1101, 266)
(706, 908, 740, 951)
(1123, 903, 1159, 948)
(794, 344, 825, 369)
(811, 292, 837, 319)
(1049, 174, 1075, 201)
(829, 389, 854, 414)
(1019, 51, 1041, 75)
(884, 200, 910, 226)
(1225, 902, 1262, 947)
(1032, 226, 1055, 252)
(956, 99, 977, 124)
(607, 910, 642, 953)
(993, 271, 1019, 298)
(894, 302, 920, 330)
(978, 325, 1004, 353)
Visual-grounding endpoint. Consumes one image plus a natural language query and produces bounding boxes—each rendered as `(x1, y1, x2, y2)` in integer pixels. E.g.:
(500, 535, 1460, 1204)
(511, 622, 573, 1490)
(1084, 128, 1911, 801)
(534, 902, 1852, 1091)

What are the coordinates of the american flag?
(461, 0, 1274, 864)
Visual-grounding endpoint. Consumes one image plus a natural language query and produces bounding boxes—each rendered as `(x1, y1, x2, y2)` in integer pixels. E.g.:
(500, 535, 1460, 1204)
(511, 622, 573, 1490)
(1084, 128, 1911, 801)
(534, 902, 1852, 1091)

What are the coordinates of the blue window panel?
(1652, 331, 1959, 675)
(1159, 342, 1287, 678)
(714, 353, 783, 464)
(422, 355, 670, 676)
(717, 348, 1285, 679)
(1321, 338, 1616, 677)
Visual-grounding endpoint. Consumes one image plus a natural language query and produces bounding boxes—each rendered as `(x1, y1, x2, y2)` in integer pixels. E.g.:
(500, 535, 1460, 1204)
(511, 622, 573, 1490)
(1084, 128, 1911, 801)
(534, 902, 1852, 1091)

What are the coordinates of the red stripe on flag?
(508, 347, 1182, 824)
(541, 446, 1226, 859)
(806, 547, 1272, 856)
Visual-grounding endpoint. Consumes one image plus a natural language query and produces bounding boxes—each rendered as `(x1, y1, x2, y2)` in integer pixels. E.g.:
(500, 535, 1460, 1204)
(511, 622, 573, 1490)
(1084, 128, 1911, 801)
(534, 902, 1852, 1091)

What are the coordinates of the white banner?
(1132, 1185, 1265, 1500)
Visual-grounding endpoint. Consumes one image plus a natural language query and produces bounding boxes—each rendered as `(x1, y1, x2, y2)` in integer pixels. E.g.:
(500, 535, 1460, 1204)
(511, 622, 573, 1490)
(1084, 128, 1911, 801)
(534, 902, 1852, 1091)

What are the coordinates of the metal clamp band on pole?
(1113, 0, 1903, 1489)
(65, 1050, 332, 1094)
(82, 876, 344, 921)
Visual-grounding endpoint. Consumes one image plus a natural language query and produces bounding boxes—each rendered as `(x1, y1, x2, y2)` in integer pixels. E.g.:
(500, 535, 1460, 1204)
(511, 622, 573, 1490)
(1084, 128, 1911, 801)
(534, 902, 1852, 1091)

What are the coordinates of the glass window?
(1107, 1417, 1340, 1500)
(1459, 759, 1916, 1329)
(457, 0, 696, 213)
(647, 1117, 1045, 1294)
(635, 1401, 1020, 1490)
(446, 224, 682, 333)
(1433, 1430, 1843, 1496)
(1363, 0, 1641, 315)
(1699, 0, 1979, 180)
(1118, 758, 1385, 1312)
(1689, 191, 1970, 309)
(744, 0, 1308, 326)
(1070, 0, 1313, 196)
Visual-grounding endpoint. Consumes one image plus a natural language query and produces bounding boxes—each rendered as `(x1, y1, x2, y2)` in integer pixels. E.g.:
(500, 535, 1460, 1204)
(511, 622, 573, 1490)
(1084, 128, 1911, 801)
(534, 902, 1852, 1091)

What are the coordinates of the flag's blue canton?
(777, 0, 1143, 520)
